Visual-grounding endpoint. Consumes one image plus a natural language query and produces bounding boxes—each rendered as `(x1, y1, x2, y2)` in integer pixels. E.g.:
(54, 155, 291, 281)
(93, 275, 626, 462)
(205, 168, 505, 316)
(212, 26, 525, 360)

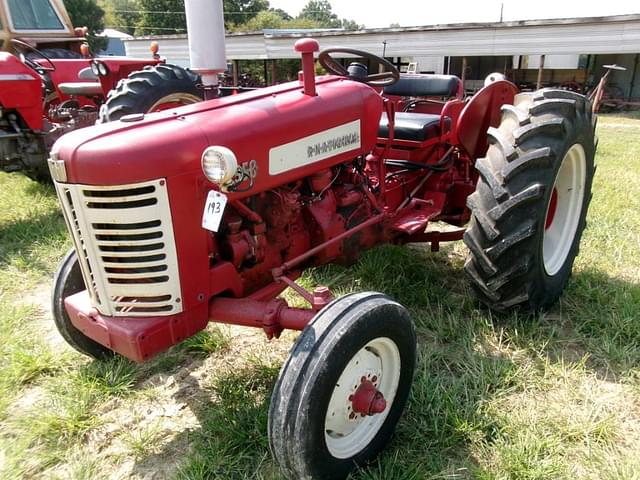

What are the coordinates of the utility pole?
(381, 41, 388, 74)
(500, 3, 504, 22)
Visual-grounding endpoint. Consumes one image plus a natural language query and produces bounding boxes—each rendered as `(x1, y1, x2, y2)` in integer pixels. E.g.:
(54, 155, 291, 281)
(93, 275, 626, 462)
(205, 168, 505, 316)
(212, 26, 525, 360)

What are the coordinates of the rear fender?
(455, 80, 518, 159)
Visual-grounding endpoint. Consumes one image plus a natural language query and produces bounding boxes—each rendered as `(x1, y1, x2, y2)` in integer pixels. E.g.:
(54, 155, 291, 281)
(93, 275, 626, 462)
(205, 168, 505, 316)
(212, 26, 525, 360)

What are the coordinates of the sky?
(268, 0, 640, 28)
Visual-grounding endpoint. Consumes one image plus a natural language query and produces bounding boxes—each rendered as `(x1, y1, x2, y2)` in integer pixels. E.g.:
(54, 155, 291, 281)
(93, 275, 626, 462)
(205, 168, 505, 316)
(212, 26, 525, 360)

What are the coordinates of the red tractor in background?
(0, 0, 203, 180)
(47, 1, 596, 479)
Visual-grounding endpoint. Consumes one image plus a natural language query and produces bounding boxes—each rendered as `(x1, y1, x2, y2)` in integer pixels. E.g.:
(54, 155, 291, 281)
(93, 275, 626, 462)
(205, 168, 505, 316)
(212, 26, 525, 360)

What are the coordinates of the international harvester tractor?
(48, 1, 596, 478)
(0, 0, 203, 180)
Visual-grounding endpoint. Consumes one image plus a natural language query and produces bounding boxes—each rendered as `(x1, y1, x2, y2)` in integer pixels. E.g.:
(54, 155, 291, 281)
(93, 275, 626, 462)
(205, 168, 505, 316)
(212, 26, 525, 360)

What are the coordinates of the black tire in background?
(52, 249, 114, 360)
(269, 292, 416, 480)
(98, 64, 203, 123)
(464, 88, 596, 312)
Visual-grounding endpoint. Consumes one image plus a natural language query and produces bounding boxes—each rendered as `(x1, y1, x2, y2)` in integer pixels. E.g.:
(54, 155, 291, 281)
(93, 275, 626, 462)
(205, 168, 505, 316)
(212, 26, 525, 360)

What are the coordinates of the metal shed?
(124, 14, 640, 98)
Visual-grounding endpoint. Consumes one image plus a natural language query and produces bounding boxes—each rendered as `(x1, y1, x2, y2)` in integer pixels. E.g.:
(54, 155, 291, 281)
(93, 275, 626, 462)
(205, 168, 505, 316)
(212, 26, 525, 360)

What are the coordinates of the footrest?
(391, 204, 439, 235)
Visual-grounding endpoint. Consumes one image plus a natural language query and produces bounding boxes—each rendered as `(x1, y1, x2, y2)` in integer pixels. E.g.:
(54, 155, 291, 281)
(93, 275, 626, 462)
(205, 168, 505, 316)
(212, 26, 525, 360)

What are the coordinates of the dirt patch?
(48, 325, 295, 479)
(12, 282, 69, 351)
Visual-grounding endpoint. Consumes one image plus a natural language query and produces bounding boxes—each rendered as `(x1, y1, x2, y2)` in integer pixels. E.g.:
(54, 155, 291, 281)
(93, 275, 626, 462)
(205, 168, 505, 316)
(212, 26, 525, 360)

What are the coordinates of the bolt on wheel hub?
(351, 379, 387, 416)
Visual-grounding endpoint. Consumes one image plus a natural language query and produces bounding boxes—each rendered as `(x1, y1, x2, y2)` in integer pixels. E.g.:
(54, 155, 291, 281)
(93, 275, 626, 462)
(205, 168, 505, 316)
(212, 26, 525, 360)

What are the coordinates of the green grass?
(0, 113, 639, 479)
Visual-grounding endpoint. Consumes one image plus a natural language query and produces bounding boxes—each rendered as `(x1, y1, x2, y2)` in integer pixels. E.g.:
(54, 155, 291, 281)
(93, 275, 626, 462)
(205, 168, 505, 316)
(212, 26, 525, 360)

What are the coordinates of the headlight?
(90, 61, 100, 77)
(202, 146, 238, 185)
(97, 61, 109, 76)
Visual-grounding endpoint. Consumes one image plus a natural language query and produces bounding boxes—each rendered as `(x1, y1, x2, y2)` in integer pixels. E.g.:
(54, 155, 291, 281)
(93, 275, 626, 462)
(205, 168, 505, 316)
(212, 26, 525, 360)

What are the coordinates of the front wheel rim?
(324, 337, 401, 459)
(543, 143, 587, 276)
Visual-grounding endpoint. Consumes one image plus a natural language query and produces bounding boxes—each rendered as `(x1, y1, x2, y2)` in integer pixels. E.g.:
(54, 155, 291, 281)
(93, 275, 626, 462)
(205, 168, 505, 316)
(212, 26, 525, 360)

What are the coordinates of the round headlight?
(202, 146, 238, 185)
(97, 61, 109, 76)
(90, 61, 100, 77)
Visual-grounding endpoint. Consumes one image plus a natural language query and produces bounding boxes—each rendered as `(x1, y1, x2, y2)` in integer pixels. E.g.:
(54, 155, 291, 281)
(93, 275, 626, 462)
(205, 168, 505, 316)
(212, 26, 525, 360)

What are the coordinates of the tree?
(64, 0, 107, 51)
(340, 19, 363, 30)
(238, 10, 285, 32)
(269, 8, 291, 21)
(299, 0, 339, 28)
(98, 0, 141, 35)
(298, 1, 362, 30)
(223, 0, 270, 28)
(135, 0, 186, 35)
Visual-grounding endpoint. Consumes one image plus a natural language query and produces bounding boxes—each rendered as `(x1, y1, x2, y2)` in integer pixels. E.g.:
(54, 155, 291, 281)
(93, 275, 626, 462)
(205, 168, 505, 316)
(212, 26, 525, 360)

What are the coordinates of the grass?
(0, 113, 639, 479)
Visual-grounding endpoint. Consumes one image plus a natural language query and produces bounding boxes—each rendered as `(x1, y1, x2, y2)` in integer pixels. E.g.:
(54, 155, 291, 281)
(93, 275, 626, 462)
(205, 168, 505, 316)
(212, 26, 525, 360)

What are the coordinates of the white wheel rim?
(543, 143, 586, 276)
(148, 93, 202, 112)
(324, 337, 401, 459)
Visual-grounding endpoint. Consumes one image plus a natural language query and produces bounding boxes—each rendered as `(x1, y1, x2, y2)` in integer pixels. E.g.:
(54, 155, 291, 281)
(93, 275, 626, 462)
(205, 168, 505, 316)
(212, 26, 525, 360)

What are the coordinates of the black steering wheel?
(319, 48, 400, 87)
(11, 39, 56, 72)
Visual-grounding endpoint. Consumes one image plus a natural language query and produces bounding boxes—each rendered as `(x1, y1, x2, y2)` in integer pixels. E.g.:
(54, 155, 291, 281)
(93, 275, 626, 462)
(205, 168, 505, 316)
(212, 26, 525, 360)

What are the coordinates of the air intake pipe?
(184, 0, 227, 98)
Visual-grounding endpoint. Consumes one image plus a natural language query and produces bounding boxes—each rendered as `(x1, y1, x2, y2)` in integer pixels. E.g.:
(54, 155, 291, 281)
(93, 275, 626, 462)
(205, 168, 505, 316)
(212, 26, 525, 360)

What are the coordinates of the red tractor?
(0, 1, 202, 180)
(48, 2, 596, 479)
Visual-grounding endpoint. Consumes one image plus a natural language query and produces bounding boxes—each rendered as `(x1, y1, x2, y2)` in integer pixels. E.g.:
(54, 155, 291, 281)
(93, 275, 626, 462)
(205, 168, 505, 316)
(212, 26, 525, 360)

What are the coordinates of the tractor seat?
(58, 82, 103, 97)
(379, 112, 448, 142)
(383, 74, 461, 98)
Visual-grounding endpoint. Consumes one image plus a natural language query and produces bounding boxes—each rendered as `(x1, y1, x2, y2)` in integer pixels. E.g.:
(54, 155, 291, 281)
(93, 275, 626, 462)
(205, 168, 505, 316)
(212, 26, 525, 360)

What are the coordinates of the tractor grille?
(54, 179, 182, 317)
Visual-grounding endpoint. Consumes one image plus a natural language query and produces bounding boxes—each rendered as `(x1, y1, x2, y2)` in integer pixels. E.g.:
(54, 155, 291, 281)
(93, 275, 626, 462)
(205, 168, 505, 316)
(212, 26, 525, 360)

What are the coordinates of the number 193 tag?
(202, 190, 228, 232)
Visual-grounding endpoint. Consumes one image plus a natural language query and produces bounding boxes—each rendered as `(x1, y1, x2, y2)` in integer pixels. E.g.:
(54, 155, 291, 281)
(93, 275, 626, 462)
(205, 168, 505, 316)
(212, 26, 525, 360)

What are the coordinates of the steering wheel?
(319, 48, 399, 87)
(11, 39, 56, 72)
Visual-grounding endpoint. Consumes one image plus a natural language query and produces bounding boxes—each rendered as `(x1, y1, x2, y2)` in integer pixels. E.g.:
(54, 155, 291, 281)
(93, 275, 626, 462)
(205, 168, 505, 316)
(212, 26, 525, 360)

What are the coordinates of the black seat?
(383, 74, 460, 98)
(378, 112, 444, 142)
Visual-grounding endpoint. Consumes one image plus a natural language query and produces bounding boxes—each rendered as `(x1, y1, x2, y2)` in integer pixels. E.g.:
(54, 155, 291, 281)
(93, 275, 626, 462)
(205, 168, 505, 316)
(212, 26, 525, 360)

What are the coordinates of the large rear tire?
(98, 64, 203, 123)
(464, 89, 596, 311)
(269, 292, 416, 479)
(52, 249, 114, 360)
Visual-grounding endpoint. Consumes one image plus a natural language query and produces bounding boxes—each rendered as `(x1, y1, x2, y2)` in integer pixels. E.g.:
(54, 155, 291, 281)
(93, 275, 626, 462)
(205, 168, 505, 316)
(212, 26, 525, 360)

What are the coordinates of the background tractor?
(47, 0, 597, 479)
(0, 0, 203, 180)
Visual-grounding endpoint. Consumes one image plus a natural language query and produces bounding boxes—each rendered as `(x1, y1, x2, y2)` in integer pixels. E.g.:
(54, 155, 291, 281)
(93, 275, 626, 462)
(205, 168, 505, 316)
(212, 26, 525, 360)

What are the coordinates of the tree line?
(64, 0, 363, 40)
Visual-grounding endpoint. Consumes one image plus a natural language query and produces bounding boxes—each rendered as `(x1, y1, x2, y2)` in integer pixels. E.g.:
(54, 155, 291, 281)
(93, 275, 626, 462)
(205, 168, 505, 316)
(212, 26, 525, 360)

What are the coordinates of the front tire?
(52, 249, 114, 360)
(464, 89, 596, 311)
(98, 64, 203, 123)
(268, 292, 416, 479)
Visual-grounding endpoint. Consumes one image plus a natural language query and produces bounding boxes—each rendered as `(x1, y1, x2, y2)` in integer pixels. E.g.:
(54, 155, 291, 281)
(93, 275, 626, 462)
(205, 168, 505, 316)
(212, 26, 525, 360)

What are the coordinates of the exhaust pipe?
(184, 0, 227, 98)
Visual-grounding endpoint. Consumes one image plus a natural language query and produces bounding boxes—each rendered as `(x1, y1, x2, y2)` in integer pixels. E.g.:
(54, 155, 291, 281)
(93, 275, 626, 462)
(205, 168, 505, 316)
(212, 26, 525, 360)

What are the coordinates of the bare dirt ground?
(12, 283, 295, 479)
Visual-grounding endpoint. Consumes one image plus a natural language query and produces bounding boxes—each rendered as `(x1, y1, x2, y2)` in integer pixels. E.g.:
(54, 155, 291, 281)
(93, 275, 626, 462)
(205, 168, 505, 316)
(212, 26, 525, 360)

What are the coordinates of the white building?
(124, 14, 640, 97)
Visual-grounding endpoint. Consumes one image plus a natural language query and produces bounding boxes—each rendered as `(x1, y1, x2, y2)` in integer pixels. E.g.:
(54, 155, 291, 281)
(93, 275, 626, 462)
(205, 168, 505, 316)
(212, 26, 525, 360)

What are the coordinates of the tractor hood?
(52, 76, 384, 194)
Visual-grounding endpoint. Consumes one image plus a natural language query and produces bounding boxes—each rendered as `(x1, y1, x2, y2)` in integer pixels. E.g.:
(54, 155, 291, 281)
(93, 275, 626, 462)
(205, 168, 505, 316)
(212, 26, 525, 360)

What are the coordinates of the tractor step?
(391, 202, 441, 235)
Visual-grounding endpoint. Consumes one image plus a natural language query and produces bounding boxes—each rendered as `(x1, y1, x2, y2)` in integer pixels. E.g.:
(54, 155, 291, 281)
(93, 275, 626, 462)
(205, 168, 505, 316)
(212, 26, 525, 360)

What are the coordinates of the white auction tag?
(202, 190, 228, 232)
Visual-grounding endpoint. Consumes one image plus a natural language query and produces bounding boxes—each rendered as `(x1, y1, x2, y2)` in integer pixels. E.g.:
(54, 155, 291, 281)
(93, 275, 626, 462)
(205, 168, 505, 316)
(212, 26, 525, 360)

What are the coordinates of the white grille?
(54, 179, 183, 317)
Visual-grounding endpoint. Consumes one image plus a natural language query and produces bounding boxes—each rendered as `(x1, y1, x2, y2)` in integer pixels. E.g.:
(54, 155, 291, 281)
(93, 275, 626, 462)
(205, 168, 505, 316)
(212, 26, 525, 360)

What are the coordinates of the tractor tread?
(485, 219, 536, 261)
(488, 183, 545, 222)
(467, 193, 500, 240)
(463, 227, 498, 275)
(513, 117, 565, 145)
(98, 64, 202, 123)
(530, 98, 577, 117)
(464, 87, 596, 312)
(502, 147, 552, 181)
(501, 104, 530, 126)
(487, 126, 517, 161)
(475, 156, 508, 201)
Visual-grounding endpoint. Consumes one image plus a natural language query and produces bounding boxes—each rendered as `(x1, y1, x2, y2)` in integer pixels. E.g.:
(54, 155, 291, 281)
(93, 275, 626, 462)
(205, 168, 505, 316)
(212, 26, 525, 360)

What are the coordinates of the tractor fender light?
(97, 61, 109, 76)
(90, 61, 100, 77)
(202, 146, 238, 186)
(484, 72, 505, 86)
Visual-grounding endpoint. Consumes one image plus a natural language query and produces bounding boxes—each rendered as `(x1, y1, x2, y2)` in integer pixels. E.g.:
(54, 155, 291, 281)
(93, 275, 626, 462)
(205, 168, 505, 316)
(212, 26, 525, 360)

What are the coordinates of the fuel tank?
(52, 75, 384, 195)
